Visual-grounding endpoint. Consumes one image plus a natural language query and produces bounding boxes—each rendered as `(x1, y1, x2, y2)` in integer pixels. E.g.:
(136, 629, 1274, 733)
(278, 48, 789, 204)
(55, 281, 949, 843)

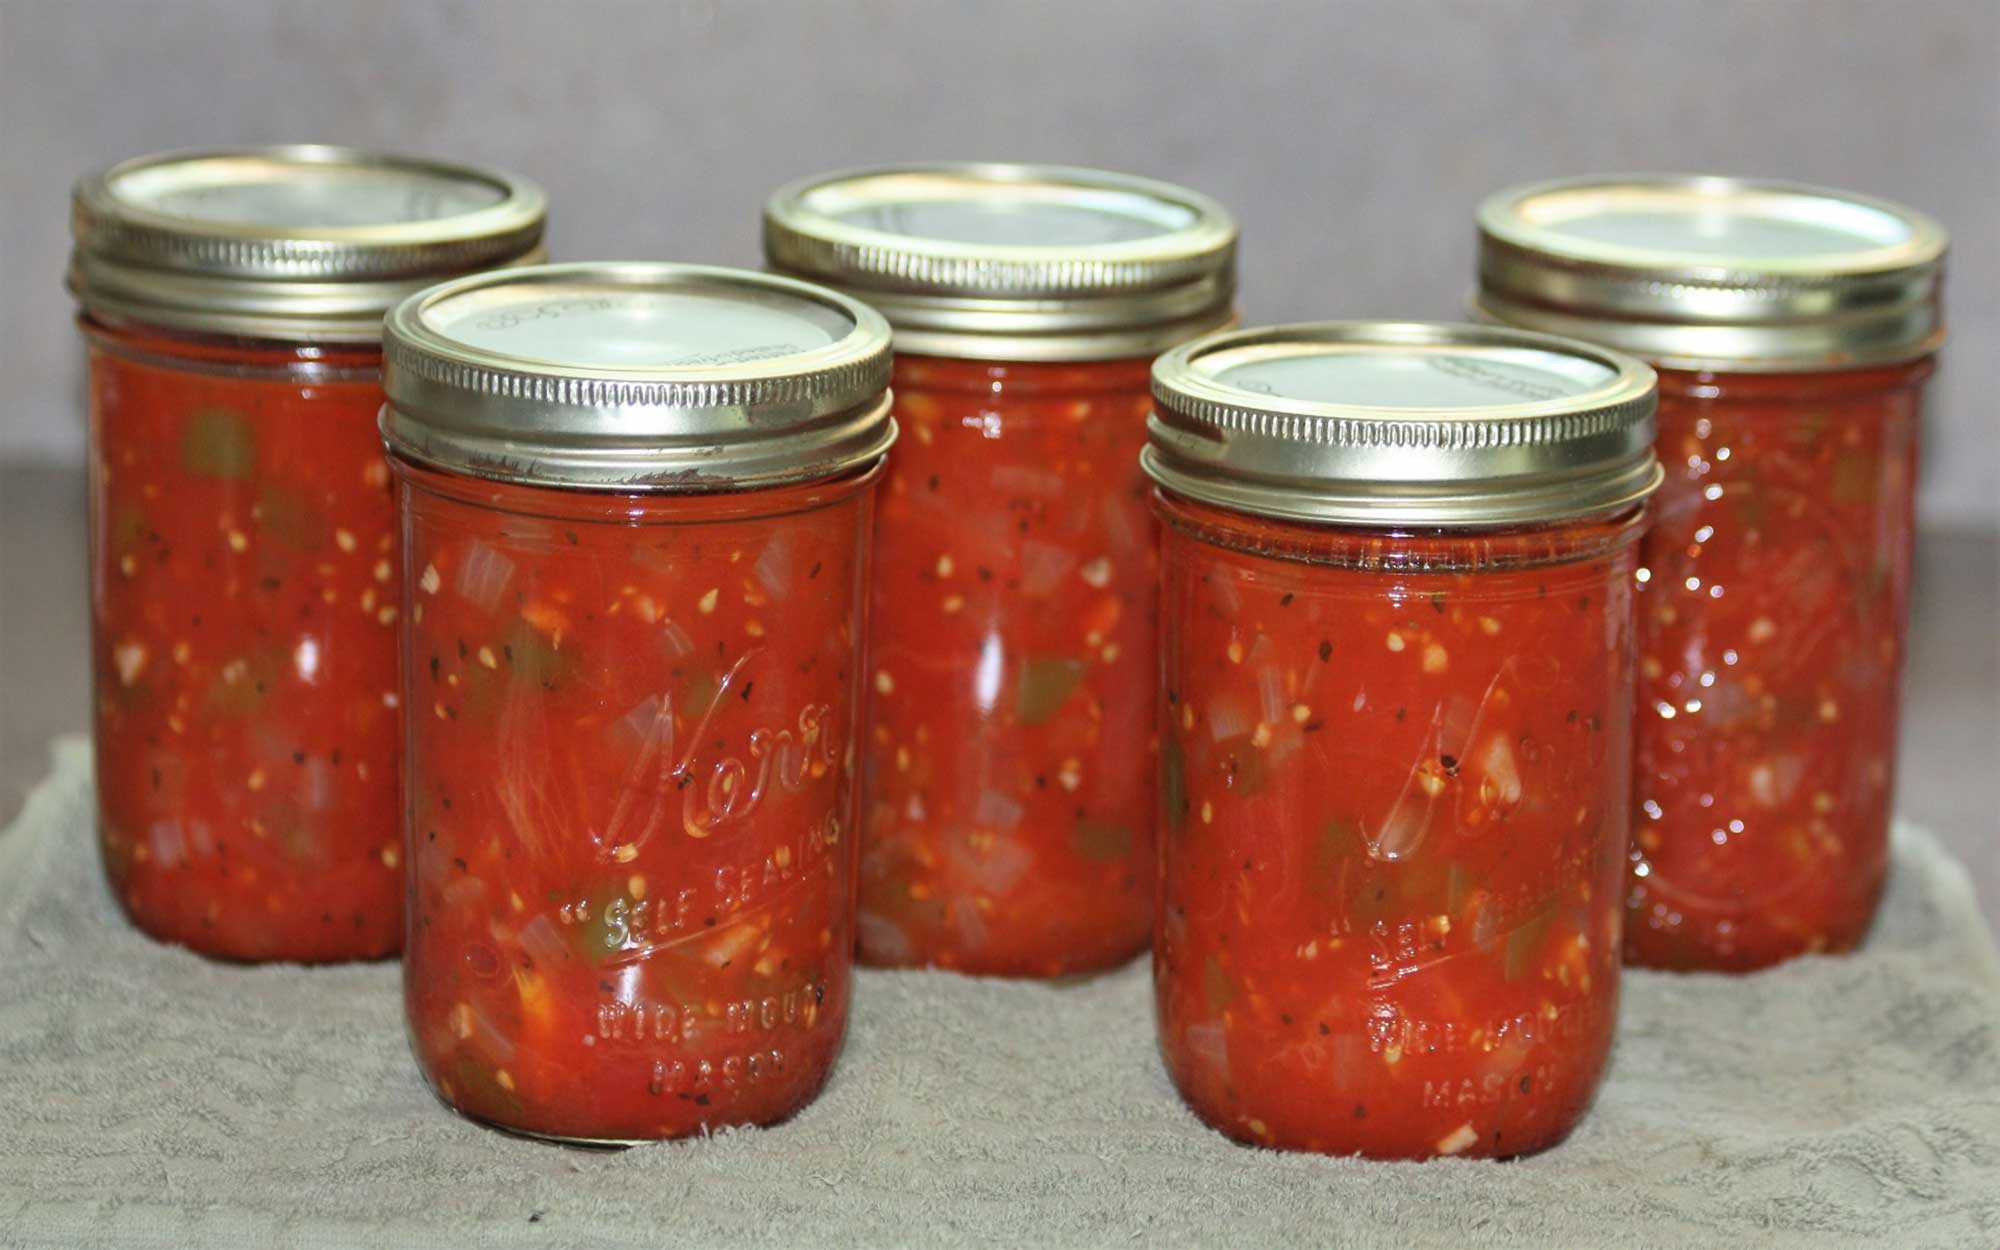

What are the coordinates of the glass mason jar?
(1145, 323, 1661, 1159)
(67, 147, 546, 961)
(765, 164, 1237, 975)
(1477, 176, 1947, 970)
(381, 263, 894, 1143)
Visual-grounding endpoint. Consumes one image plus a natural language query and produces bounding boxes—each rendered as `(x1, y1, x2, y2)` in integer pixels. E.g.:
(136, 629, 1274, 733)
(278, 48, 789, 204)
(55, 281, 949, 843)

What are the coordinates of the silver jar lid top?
(1476, 175, 1947, 371)
(381, 262, 895, 492)
(69, 145, 547, 342)
(1145, 321, 1660, 528)
(763, 163, 1237, 361)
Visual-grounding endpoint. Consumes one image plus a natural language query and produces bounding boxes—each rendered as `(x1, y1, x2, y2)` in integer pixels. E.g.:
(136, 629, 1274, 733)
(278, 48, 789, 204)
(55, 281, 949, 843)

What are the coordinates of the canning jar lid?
(381, 261, 895, 492)
(1145, 321, 1661, 528)
(69, 145, 547, 342)
(1476, 174, 1947, 371)
(762, 162, 1237, 362)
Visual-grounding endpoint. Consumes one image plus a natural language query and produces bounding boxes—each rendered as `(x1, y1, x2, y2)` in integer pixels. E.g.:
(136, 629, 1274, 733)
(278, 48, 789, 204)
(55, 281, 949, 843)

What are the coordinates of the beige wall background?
(3, 0, 1993, 528)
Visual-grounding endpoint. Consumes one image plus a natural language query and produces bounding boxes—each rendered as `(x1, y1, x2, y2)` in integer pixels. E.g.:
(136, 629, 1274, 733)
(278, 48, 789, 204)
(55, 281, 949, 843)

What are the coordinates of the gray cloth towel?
(1, 736, 1996, 1250)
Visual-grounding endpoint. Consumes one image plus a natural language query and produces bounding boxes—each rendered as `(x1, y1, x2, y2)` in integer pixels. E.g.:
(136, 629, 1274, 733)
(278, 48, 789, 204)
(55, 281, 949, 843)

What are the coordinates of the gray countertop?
(4, 462, 1995, 925)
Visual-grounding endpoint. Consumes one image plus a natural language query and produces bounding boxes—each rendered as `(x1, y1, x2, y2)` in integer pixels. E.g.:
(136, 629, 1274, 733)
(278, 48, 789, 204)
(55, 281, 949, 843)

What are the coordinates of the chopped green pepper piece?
(255, 484, 321, 550)
(444, 1052, 526, 1121)
(680, 667, 722, 719)
(1071, 819, 1132, 863)
(110, 507, 149, 558)
(1204, 955, 1236, 1013)
(1447, 864, 1472, 914)
(1504, 905, 1557, 982)
(181, 408, 255, 479)
(1016, 656, 1086, 725)
(1732, 474, 1773, 532)
(1160, 736, 1188, 835)
(1312, 817, 1360, 898)
(1786, 410, 1830, 449)
(1829, 449, 1874, 505)
(265, 799, 332, 869)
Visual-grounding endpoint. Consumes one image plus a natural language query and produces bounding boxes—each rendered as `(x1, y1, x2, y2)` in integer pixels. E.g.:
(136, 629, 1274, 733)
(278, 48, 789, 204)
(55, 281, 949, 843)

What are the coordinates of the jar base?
(1184, 1093, 1584, 1162)
(109, 887, 399, 966)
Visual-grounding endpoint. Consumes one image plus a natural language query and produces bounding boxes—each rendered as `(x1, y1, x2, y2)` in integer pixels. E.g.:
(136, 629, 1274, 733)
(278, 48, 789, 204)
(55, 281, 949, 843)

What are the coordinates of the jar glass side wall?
(395, 463, 878, 1142)
(859, 353, 1157, 976)
(1153, 492, 1640, 1159)
(1627, 360, 1932, 970)
(83, 317, 401, 961)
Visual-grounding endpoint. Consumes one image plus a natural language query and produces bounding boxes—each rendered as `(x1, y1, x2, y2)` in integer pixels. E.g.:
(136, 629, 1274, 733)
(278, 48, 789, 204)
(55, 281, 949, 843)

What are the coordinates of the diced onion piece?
(148, 819, 188, 869)
(856, 912, 914, 963)
(1206, 567, 1242, 618)
(990, 464, 1067, 498)
(1183, 1021, 1229, 1070)
(516, 915, 570, 972)
(1437, 1123, 1478, 1156)
(1474, 734, 1524, 813)
(949, 898, 988, 951)
(454, 541, 515, 612)
(457, 997, 518, 1065)
(1748, 753, 1806, 808)
(1098, 492, 1146, 553)
(701, 921, 763, 968)
(512, 967, 555, 1032)
(298, 758, 336, 812)
(1019, 541, 1077, 597)
(615, 694, 666, 745)
(946, 835, 1034, 896)
(1257, 666, 1288, 728)
(658, 618, 695, 659)
(753, 533, 793, 599)
(1207, 694, 1252, 744)
(442, 875, 488, 910)
(973, 788, 1025, 831)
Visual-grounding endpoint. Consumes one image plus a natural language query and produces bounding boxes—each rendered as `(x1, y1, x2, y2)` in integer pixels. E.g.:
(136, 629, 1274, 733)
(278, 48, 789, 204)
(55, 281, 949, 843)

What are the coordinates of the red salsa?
(1475, 174, 1947, 970)
(1155, 497, 1641, 1158)
(85, 325, 401, 960)
(68, 147, 545, 961)
(764, 163, 1238, 975)
(1144, 322, 1659, 1157)
(857, 355, 1158, 974)
(397, 465, 877, 1140)
(382, 261, 894, 1140)
(1628, 363, 1930, 968)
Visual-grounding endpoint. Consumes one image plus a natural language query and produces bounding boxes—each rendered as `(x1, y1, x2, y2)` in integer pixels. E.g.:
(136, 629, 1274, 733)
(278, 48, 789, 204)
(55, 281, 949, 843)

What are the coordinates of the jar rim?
(380, 262, 897, 493)
(763, 162, 1238, 361)
(1146, 320, 1662, 529)
(1475, 173, 1947, 371)
(68, 145, 548, 342)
